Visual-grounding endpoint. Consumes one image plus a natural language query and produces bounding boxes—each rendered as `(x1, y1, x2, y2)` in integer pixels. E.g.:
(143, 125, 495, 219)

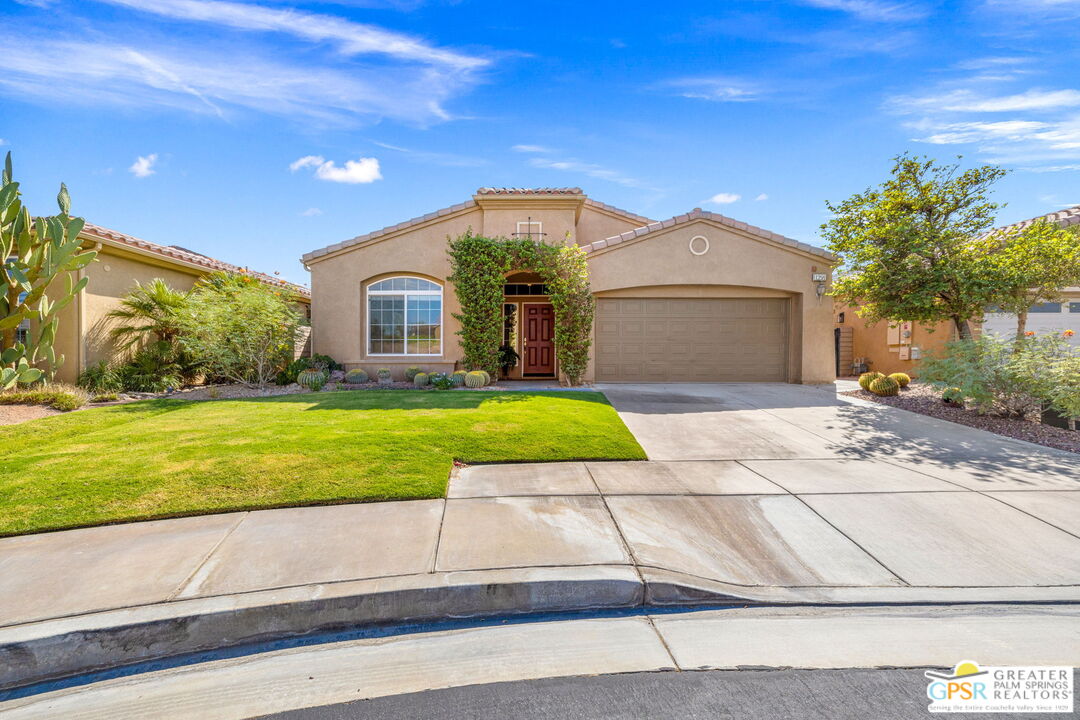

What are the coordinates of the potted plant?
(497, 344, 520, 379)
(377, 368, 393, 386)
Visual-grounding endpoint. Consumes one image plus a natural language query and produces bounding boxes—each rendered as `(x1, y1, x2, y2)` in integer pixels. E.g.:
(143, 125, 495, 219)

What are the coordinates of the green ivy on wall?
(447, 231, 595, 385)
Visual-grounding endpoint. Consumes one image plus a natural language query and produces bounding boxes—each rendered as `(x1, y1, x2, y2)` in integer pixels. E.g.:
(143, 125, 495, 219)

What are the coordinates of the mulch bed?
(843, 383, 1080, 454)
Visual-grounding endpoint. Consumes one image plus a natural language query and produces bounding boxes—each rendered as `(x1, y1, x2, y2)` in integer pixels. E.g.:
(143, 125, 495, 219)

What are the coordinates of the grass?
(0, 390, 645, 536)
(0, 384, 89, 411)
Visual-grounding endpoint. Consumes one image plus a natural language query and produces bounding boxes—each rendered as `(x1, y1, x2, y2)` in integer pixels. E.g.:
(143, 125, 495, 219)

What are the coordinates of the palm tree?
(107, 278, 189, 349)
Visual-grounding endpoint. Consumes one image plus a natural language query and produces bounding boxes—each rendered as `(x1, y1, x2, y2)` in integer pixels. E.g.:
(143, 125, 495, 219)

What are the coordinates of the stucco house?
(301, 187, 837, 384)
(980, 204, 1080, 346)
(30, 223, 311, 384)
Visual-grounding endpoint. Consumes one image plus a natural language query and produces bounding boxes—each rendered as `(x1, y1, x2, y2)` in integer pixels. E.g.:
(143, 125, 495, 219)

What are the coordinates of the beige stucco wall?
(586, 219, 835, 383)
(307, 208, 482, 379)
(574, 206, 647, 247)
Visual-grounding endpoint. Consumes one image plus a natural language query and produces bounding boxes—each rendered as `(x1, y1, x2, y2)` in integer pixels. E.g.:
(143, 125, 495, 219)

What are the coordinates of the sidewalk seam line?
(583, 462, 646, 608)
(168, 512, 249, 601)
(736, 461, 913, 587)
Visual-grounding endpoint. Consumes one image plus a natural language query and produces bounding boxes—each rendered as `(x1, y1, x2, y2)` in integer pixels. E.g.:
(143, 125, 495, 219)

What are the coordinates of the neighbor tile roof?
(991, 204, 1080, 234)
(82, 222, 310, 298)
(475, 187, 583, 195)
(582, 207, 837, 261)
(584, 198, 653, 225)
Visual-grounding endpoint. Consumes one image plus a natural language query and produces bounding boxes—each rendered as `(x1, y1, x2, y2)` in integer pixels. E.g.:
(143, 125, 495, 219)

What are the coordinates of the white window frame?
(516, 220, 543, 238)
(14, 291, 30, 346)
(366, 276, 444, 357)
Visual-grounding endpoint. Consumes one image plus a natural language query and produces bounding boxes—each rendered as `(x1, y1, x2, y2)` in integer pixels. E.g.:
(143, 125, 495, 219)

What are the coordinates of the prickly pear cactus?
(868, 375, 900, 397)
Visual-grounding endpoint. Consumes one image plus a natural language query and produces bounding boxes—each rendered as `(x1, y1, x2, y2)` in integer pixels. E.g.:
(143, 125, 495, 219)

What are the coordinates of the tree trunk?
(952, 316, 972, 340)
(1014, 309, 1028, 345)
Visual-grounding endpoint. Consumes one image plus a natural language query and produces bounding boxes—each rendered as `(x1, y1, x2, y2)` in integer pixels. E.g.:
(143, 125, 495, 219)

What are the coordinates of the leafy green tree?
(823, 155, 1007, 339)
(1, 152, 97, 388)
(179, 277, 301, 387)
(980, 222, 1080, 342)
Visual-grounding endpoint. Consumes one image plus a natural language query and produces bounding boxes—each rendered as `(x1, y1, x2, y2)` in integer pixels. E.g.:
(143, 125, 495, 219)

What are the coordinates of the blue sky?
(3, 0, 1080, 286)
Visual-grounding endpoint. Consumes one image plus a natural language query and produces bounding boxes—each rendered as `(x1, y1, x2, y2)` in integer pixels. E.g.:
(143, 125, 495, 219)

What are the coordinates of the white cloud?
(664, 77, 762, 103)
(129, 153, 158, 178)
(0, 37, 474, 125)
(707, 193, 741, 205)
(301, 207, 323, 216)
(796, 0, 930, 21)
(95, 0, 487, 71)
(289, 155, 325, 172)
(896, 88, 1080, 114)
(512, 144, 553, 153)
(0, 139, 7, 146)
(372, 141, 487, 167)
(755, 193, 769, 201)
(527, 156, 646, 189)
(290, 155, 382, 184)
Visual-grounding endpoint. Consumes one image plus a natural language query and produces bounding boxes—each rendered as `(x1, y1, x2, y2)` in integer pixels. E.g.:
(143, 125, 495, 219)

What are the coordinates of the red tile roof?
(82, 222, 310, 298)
(475, 187, 584, 195)
(992, 204, 1080, 234)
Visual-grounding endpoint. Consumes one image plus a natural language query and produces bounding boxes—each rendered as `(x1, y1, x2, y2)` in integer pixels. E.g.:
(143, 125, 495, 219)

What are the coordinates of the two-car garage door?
(595, 298, 789, 382)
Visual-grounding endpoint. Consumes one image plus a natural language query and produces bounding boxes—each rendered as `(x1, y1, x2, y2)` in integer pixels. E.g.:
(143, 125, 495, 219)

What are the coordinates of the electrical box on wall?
(899, 346, 910, 360)
(910, 346, 922, 360)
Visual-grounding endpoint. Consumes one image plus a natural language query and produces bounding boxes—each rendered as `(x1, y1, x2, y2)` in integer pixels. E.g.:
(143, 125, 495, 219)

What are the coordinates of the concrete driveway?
(586, 382, 1080, 592)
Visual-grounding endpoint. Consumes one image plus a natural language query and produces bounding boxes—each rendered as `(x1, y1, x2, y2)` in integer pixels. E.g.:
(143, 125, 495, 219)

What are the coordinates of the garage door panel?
(595, 297, 789, 382)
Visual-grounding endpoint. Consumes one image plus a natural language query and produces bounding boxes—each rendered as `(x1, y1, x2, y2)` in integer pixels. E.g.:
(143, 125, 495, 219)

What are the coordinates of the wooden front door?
(523, 303, 555, 376)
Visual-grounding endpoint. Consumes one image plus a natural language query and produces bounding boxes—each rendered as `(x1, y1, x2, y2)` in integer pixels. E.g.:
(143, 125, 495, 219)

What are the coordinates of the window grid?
(368, 278, 442, 356)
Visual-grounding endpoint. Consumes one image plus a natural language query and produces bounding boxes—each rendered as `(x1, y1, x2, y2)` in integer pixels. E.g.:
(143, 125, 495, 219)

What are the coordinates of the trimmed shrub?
(344, 369, 369, 384)
(868, 375, 900, 397)
(404, 366, 422, 381)
(464, 370, 486, 388)
(77, 361, 124, 393)
(858, 371, 884, 391)
(413, 372, 429, 388)
(888, 372, 911, 388)
(451, 370, 467, 387)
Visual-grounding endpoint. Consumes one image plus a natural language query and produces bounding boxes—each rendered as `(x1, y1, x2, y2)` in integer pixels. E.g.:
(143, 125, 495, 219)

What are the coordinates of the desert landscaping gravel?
(844, 383, 1080, 454)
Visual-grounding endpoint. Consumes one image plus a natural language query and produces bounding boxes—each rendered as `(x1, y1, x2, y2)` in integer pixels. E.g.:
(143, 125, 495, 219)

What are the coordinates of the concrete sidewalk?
(2, 382, 1079, 688)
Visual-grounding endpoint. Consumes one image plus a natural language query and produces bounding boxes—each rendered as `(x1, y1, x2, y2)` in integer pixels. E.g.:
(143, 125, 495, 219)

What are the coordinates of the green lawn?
(0, 390, 645, 536)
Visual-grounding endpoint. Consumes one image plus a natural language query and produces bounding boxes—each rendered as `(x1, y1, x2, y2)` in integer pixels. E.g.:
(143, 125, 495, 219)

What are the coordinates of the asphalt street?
(259, 668, 1073, 720)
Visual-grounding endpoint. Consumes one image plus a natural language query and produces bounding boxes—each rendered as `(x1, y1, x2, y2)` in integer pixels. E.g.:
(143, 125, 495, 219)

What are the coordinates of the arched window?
(367, 277, 443, 355)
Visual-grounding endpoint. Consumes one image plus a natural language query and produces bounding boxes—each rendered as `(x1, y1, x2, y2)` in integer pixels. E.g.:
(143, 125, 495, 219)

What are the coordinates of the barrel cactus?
(858, 371, 884, 391)
(404, 366, 422, 381)
(344, 369, 369, 384)
(413, 372, 429, 388)
(888, 372, 911, 388)
(868, 375, 900, 397)
(464, 370, 486, 388)
(479, 370, 491, 385)
(451, 370, 467, 387)
(296, 368, 327, 391)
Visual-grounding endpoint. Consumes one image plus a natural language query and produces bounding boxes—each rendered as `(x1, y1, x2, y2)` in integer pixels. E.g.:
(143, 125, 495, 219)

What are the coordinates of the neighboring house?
(301, 187, 837, 384)
(979, 204, 1080, 346)
(833, 305, 955, 378)
(41, 223, 311, 384)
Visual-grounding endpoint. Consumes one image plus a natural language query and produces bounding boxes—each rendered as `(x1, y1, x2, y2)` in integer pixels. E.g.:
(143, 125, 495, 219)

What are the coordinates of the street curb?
(3, 564, 1080, 691)
(0, 566, 648, 691)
